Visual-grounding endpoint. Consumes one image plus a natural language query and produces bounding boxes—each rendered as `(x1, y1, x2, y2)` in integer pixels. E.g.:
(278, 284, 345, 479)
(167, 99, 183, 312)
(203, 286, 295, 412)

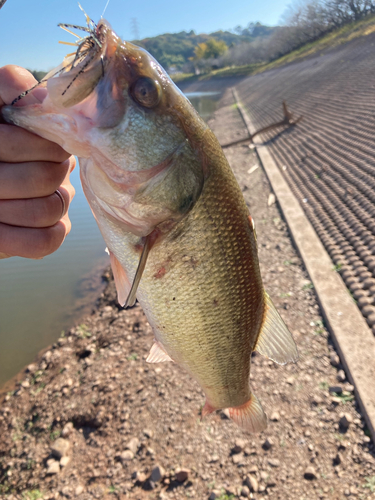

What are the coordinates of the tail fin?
(228, 393, 267, 432)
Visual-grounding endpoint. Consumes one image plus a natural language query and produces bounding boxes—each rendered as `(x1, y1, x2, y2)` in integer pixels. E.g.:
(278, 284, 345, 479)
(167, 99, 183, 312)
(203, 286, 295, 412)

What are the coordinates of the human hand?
(0, 65, 76, 259)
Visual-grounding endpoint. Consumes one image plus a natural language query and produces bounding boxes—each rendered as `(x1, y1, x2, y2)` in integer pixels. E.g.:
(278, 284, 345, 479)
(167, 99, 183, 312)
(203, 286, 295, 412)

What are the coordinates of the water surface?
(0, 91, 222, 388)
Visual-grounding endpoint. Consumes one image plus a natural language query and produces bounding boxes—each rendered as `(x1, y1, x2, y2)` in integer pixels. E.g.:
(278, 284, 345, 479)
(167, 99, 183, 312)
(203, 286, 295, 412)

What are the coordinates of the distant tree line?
(193, 0, 375, 72)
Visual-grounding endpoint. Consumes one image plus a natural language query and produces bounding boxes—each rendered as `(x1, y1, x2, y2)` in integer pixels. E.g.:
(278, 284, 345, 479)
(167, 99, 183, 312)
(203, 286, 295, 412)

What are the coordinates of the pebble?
(329, 385, 343, 394)
(268, 458, 280, 467)
(51, 438, 70, 459)
(232, 438, 247, 453)
(262, 438, 273, 450)
(75, 485, 84, 495)
(267, 193, 276, 206)
(46, 459, 60, 475)
(175, 468, 190, 482)
(240, 485, 250, 497)
(337, 370, 346, 382)
(232, 453, 244, 464)
(150, 465, 165, 483)
(143, 429, 153, 439)
(339, 413, 353, 431)
(260, 471, 269, 481)
(126, 437, 140, 454)
(333, 452, 342, 466)
(61, 422, 74, 438)
(120, 450, 134, 461)
(304, 466, 317, 480)
(330, 353, 340, 367)
(270, 411, 280, 421)
(245, 474, 258, 492)
(60, 456, 71, 467)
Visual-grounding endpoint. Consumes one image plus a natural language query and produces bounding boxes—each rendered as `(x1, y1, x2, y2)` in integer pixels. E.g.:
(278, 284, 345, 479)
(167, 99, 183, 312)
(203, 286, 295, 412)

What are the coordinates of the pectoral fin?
(124, 232, 155, 308)
(254, 292, 299, 365)
(109, 250, 131, 307)
(146, 340, 174, 363)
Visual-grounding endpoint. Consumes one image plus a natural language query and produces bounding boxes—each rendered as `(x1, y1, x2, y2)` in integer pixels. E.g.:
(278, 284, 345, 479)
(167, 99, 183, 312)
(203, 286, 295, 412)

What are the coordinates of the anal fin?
(228, 393, 267, 432)
(255, 292, 299, 365)
(146, 340, 174, 363)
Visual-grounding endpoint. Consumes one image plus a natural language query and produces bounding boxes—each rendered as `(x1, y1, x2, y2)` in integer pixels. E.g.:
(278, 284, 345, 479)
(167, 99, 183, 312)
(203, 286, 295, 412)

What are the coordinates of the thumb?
(0, 65, 45, 107)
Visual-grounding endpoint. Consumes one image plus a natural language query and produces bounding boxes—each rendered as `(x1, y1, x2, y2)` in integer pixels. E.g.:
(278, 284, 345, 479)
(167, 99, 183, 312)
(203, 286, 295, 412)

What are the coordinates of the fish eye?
(131, 77, 161, 108)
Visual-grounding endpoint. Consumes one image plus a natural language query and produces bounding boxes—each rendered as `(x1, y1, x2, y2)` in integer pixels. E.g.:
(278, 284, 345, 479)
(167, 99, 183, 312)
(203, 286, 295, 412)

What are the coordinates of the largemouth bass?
(3, 17, 298, 432)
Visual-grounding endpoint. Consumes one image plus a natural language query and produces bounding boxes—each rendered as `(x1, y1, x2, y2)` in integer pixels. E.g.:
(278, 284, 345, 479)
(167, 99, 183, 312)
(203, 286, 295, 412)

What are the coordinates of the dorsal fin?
(254, 292, 299, 365)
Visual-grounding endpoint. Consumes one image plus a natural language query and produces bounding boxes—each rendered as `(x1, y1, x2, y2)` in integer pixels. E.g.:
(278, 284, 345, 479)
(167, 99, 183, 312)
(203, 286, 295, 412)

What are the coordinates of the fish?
(2, 16, 298, 432)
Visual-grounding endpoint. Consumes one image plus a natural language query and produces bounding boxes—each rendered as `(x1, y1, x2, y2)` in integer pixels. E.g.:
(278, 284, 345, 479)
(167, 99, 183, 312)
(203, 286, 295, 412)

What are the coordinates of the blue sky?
(0, 0, 290, 71)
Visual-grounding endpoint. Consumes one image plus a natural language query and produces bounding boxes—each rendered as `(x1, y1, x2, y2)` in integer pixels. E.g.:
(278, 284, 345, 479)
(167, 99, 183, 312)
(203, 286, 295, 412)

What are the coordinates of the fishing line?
(101, 0, 111, 18)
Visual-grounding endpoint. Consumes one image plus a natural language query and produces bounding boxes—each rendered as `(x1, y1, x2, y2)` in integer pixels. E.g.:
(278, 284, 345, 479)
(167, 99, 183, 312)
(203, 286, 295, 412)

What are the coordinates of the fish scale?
(137, 140, 264, 411)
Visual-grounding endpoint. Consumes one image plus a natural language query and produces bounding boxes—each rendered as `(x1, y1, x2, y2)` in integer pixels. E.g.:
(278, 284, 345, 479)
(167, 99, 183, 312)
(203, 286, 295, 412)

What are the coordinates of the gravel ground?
(0, 89, 374, 500)
(235, 33, 375, 338)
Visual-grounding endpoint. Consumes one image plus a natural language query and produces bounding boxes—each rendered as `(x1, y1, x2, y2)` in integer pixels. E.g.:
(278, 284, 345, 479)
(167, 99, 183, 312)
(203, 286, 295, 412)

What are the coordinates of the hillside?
(132, 24, 275, 70)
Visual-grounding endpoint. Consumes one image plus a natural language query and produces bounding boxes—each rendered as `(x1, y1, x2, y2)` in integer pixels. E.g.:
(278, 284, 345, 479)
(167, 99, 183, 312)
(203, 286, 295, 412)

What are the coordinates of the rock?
(245, 475, 258, 492)
(260, 471, 269, 481)
(126, 437, 140, 454)
(262, 438, 273, 450)
(150, 465, 165, 483)
(61, 422, 74, 438)
(329, 386, 343, 394)
(232, 453, 243, 464)
(268, 458, 280, 467)
(333, 453, 342, 466)
(51, 438, 70, 459)
(60, 456, 71, 467)
(133, 471, 147, 483)
(337, 370, 346, 382)
(120, 450, 134, 461)
(232, 438, 246, 453)
(339, 413, 353, 431)
(175, 468, 190, 482)
(75, 486, 84, 496)
(304, 466, 317, 480)
(240, 485, 250, 497)
(270, 411, 280, 421)
(330, 353, 340, 367)
(210, 454, 219, 463)
(209, 491, 221, 500)
(267, 193, 276, 206)
(143, 429, 153, 439)
(312, 394, 323, 405)
(21, 380, 30, 388)
(46, 459, 60, 475)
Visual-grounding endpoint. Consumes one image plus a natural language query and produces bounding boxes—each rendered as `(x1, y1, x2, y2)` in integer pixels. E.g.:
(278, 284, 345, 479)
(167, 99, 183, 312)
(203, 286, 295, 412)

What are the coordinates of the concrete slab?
(232, 88, 375, 443)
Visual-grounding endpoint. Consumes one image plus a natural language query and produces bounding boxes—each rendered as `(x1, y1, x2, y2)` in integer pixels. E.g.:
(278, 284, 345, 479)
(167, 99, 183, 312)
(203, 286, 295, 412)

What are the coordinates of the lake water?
(0, 91, 221, 389)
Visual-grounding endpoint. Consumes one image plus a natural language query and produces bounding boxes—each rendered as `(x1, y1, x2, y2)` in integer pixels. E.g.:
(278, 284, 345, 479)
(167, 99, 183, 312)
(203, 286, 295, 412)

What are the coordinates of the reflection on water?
(0, 91, 221, 389)
(185, 91, 221, 121)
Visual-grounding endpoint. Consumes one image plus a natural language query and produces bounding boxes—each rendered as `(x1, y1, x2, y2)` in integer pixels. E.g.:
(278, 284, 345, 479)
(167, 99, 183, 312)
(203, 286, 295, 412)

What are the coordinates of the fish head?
(3, 19, 209, 236)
